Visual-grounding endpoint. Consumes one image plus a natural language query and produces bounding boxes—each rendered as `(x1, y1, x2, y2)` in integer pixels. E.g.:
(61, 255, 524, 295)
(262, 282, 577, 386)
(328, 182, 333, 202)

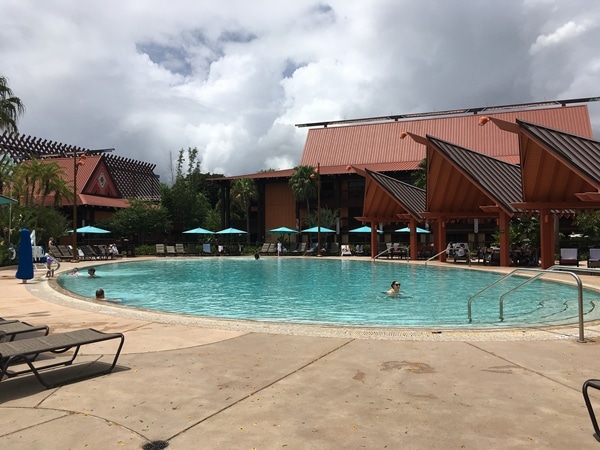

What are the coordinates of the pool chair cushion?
(0, 328, 125, 388)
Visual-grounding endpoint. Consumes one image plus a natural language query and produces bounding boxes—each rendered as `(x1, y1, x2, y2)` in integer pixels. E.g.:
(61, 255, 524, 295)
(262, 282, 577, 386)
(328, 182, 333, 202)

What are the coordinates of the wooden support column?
(370, 223, 378, 259)
(498, 212, 511, 267)
(539, 209, 555, 269)
(409, 218, 418, 260)
(435, 219, 446, 262)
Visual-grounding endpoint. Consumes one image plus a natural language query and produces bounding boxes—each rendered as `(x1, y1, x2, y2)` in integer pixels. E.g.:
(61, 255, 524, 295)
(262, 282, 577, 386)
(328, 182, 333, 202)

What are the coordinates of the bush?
(135, 244, 157, 256)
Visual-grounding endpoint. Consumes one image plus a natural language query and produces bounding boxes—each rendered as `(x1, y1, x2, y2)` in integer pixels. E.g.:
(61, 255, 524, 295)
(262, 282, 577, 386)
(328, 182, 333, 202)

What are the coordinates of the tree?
(106, 200, 170, 244)
(412, 158, 427, 189)
(161, 147, 212, 232)
(0, 76, 25, 134)
(289, 165, 317, 213)
(231, 178, 257, 242)
(303, 208, 339, 229)
(11, 158, 72, 207)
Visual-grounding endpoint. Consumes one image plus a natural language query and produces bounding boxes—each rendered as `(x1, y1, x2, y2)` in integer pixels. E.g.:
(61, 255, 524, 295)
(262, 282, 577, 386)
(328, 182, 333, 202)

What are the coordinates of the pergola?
(352, 167, 426, 259)
(481, 117, 600, 268)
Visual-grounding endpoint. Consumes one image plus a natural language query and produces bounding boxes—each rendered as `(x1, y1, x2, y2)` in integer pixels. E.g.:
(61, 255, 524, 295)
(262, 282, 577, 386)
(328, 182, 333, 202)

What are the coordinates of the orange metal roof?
(300, 105, 592, 169)
(78, 194, 129, 208)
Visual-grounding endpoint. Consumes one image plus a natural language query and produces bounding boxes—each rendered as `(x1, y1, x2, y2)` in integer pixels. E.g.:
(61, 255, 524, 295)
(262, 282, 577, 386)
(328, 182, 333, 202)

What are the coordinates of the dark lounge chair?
(0, 328, 125, 388)
(0, 320, 49, 342)
(583, 379, 600, 442)
(559, 248, 579, 266)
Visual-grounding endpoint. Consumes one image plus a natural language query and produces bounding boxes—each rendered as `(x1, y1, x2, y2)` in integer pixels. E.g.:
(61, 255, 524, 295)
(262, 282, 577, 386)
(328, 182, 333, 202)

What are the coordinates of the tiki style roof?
(300, 105, 592, 174)
(425, 135, 522, 216)
(358, 168, 426, 222)
(0, 132, 160, 202)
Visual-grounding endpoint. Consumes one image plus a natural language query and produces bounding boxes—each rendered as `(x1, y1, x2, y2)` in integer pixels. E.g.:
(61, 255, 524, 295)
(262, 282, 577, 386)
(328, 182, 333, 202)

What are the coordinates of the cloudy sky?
(2, 0, 599, 183)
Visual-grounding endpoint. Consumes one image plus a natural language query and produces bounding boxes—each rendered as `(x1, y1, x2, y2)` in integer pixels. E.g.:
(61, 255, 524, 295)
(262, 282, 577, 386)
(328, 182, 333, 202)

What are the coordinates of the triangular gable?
(353, 166, 425, 222)
(83, 158, 121, 198)
(516, 119, 600, 206)
(426, 135, 522, 216)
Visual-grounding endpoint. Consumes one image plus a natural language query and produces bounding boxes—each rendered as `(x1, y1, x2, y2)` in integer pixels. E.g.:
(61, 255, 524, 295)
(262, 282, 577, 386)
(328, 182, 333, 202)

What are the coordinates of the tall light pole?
(317, 162, 321, 256)
(72, 151, 87, 262)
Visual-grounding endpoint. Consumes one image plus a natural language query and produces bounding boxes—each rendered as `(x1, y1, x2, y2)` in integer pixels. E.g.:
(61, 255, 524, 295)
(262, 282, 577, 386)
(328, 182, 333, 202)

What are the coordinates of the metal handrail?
(467, 267, 586, 343)
(424, 249, 449, 266)
(374, 248, 391, 259)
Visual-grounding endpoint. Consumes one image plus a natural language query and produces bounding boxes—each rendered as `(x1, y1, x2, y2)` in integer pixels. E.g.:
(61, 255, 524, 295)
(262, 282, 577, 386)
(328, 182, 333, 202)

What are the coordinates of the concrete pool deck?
(2, 257, 600, 448)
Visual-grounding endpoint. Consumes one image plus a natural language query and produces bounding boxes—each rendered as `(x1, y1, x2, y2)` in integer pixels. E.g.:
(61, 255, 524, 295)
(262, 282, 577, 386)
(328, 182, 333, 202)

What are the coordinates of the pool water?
(57, 258, 600, 328)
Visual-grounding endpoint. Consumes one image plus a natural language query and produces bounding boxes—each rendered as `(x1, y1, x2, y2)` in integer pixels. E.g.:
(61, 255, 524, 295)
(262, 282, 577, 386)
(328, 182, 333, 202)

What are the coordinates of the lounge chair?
(49, 245, 68, 261)
(187, 243, 199, 256)
(258, 243, 270, 255)
(589, 249, 600, 268)
(166, 245, 176, 256)
(582, 379, 600, 441)
(329, 242, 339, 256)
(58, 245, 73, 259)
(291, 242, 306, 255)
(341, 245, 353, 256)
(559, 248, 579, 266)
(453, 243, 470, 263)
(0, 328, 125, 388)
(156, 243, 166, 256)
(354, 244, 364, 256)
(175, 243, 186, 256)
(0, 321, 49, 342)
(202, 243, 212, 255)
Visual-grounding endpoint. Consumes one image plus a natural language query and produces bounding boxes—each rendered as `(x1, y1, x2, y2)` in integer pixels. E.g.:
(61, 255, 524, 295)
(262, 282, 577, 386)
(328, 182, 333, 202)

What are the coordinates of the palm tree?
(289, 165, 317, 213)
(11, 158, 72, 207)
(231, 178, 258, 243)
(0, 76, 25, 134)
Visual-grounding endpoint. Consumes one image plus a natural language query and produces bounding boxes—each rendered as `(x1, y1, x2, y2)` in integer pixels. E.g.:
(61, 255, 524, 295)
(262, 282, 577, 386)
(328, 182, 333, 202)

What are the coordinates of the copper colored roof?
(78, 194, 129, 208)
(363, 168, 426, 220)
(300, 105, 592, 170)
(426, 136, 522, 215)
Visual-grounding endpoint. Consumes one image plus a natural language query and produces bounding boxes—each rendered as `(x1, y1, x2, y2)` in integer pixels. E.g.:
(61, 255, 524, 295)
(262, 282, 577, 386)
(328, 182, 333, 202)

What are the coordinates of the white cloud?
(1, 0, 600, 181)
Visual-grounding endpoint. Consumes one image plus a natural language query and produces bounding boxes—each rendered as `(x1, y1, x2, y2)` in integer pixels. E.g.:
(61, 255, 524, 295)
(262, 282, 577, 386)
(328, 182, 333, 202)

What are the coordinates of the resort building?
(219, 99, 596, 264)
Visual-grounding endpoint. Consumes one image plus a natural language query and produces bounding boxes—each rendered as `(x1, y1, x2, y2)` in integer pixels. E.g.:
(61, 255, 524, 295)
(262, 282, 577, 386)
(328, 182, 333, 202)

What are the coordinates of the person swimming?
(387, 280, 400, 295)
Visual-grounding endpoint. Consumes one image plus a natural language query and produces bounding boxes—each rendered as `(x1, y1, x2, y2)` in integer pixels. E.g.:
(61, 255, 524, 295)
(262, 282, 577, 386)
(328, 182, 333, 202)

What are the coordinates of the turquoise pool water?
(57, 258, 600, 328)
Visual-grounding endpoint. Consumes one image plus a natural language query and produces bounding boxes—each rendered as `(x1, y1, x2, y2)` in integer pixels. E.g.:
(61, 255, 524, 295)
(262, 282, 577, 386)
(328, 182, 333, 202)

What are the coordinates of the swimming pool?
(57, 258, 600, 328)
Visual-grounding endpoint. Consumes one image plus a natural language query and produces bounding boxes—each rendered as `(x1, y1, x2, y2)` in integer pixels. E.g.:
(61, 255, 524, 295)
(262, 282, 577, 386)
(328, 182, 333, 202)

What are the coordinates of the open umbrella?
(68, 225, 111, 234)
(216, 227, 247, 234)
(395, 226, 430, 234)
(269, 226, 298, 234)
(0, 194, 17, 205)
(302, 226, 335, 233)
(183, 227, 214, 234)
(349, 225, 383, 234)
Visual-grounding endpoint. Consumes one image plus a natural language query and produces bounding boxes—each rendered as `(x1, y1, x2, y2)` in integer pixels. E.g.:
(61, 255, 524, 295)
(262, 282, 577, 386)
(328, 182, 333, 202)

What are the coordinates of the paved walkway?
(2, 258, 600, 449)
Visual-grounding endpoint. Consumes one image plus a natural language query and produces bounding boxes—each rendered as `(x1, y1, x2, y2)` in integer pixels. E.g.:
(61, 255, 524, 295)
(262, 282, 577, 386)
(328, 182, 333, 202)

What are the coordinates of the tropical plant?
(231, 178, 257, 242)
(289, 165, 317, 213)
(161, 147, 212, 231)
(10, 158, 72, 206)
(412, 158, 427, 189)
(303, 208, 339, 229)
(0, 76, 25, 134)
(105, 199, 170, 244)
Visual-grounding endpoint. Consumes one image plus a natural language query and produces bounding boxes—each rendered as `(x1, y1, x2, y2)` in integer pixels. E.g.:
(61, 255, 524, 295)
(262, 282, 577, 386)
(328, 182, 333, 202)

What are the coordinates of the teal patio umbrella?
(216, 227, 247, 234)
(302, 226, 335, 233)
(68, 225, 111, 234)
(395, 226, 430, 234)
(0, 194, 17, 205)
(269, 226, 298, 234)
(183, 227, 214, 234)
(349, 225, 383, 234)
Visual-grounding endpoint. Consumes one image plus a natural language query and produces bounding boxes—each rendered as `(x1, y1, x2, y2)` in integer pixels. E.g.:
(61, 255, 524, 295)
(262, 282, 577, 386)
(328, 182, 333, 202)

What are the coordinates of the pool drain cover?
(142, 441, 169, 450)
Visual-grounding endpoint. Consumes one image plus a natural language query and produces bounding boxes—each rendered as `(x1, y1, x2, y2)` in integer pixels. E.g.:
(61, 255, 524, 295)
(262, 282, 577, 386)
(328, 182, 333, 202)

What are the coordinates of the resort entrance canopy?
(481, 116, 600, 268)
(352, 166, 426, 259)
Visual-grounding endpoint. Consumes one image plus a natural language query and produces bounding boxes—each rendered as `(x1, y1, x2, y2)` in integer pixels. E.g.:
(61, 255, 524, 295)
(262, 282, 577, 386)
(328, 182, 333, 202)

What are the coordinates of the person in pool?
(88, 267, 97, 277)
(387, 280, 401, 295)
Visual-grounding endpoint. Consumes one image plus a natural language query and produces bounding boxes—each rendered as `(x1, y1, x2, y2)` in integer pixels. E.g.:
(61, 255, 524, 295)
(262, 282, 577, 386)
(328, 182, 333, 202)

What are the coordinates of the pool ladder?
(467, 266, 587, 343)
